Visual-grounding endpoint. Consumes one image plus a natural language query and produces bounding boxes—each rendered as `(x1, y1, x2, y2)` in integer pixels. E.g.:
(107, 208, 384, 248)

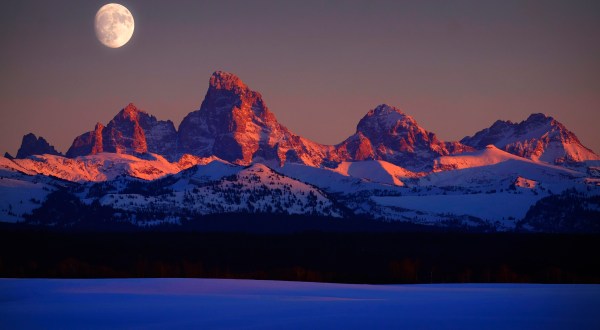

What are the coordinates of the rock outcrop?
(461, 113, 599, 164)
(15, 133, 62, 159)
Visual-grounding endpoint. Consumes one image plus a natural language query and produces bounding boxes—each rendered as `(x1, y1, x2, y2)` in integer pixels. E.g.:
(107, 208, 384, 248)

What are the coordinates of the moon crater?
(95, 3, 135, 48)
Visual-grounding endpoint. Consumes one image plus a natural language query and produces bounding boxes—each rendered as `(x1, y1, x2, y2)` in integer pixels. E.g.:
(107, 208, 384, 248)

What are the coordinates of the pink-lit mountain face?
(335, 104, 474, 171)
(461, 114, 600, 164)
(10, 71, 599, 171)
(177, 71, 332, 167)
(55, 72, 480, 171)
(56, 71, 598, 171)
(66, 104, 177, 159)
(3, 71, 600, 232)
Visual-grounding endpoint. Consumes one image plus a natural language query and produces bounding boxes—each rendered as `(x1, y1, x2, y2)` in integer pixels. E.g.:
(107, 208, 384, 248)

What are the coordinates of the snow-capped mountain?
(2, 71, 599, 232)
(15, 71, 597, 172)
(56, 72, 477, 170)
(335, 104, 474, 171)
(177, 71, 332, 166)
(461, 113, 600, 164)
(66, 103, 178, 159)
(2, 141, 598, 231)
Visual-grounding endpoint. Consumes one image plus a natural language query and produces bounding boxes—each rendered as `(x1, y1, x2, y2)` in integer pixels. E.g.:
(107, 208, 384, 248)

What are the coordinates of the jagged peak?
(124, 102, 139, 112)
(368, 104, 406, 116)
(22, 132, 38, 141)
(525, 113, 551, 122)
(16, 133, 62, 158)
(209, 71, 248, 92)
(520, 113, 566, 132)
(486, 114, 554, 130)
(116, 103, 145, 121)
(21, 133, 49, 146)
(357, 104, 417, 133)
(490, 119, 513, 127)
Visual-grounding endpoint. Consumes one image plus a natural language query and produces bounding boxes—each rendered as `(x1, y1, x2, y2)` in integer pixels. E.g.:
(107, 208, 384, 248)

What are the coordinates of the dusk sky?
(1, 0, 599, 155)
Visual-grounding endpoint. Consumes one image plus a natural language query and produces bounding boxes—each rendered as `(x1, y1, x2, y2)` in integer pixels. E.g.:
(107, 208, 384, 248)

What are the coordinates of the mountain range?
(2, 71, 599, 232)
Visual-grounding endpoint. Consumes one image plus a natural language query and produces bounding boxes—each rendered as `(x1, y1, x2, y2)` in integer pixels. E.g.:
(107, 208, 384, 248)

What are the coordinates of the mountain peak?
(357, 104, 416, 135)
(337, 104, 472, 171)
(16, 133, 62, 159)
(125, 102, 138, 110)
(209, 71, 248, 92)
(178, 71, 330, 166)
(22, 133, 36, 140)
(526, 113, 551, 122)
(462, 113, 599, 163)
(117, 103, 144, 121)
(368, 104, 406, 116)
(491, 119, 513, 127)
(66, 104, 177, 159)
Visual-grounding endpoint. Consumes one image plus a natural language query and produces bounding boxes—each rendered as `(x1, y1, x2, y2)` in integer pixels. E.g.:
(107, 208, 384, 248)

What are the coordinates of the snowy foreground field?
(1, 279, 599, 329)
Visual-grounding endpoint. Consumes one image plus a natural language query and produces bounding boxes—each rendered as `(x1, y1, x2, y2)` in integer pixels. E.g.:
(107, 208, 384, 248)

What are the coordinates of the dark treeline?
(1, 225, 599, 284)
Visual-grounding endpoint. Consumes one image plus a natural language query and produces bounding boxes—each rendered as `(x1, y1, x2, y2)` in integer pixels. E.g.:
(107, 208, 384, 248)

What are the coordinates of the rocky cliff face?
(335, 104, 473, 171)
(66, 123, 104, 158)
(66, 104, 177, 159)
(461, 113, 599, 164)
(53, 72, 597, 169)
(103, 104, 148, 154)
(176, 72, 473, 170)
(15, 133, 62, 159)
(177, 71, 332, 166)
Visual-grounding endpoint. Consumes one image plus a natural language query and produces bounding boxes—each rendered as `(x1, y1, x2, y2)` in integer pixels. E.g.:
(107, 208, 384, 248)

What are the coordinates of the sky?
(1, 0, 599, 155)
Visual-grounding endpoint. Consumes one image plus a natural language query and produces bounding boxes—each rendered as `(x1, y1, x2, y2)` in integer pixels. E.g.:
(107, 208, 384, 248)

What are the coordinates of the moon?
(95, 3, 135, 48)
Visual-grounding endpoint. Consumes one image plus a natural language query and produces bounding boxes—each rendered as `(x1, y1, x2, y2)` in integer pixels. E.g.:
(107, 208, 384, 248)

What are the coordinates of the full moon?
(95, 3, 135, 48)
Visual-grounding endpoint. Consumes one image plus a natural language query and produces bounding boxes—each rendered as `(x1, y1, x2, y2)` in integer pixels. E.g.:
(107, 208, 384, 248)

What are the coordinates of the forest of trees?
(518, 189, 600, 232)
(1, 227, 598, 284)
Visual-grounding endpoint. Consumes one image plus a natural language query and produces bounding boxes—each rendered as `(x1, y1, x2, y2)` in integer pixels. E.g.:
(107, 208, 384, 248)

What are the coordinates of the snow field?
(1, 279, 598, 330)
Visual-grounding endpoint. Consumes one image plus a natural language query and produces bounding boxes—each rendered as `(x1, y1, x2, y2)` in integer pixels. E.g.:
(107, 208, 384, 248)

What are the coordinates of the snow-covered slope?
(433, 144, 583, 173)
(332, 160, 418, 186)
(0, 156, 37, 176)
(433, 145, 522, 170)
(169, 158, 241, 188)
(0, 177, 53, 223)
(373, 192, 543, 225)
(278, 162, 407, 194)
(7, 153, 223, 182)
(363, 146, 596, 228)
(0, 157, 65, 222)
(4, 279, 598, 330)
(427, 145, 584, 190)
(419, 149, 586, 192)
(2, 147, 598, 230)
(95, 163, 343, 223)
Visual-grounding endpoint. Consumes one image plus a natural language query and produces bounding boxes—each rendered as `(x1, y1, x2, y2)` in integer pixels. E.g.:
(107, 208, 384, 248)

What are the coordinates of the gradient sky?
(1, 0, 599, 155)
